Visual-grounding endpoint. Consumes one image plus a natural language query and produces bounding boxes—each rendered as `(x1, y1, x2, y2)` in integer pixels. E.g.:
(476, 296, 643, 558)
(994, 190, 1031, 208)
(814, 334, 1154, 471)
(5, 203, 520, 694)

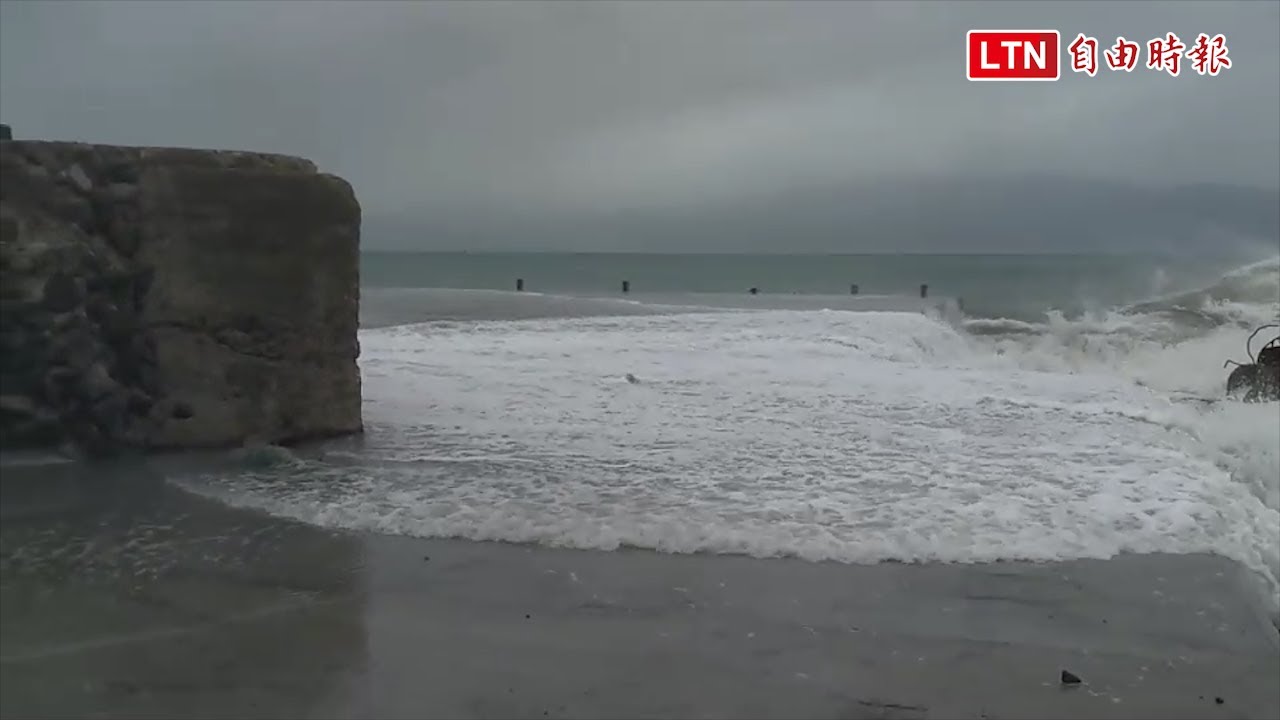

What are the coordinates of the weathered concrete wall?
(0, 139, 362, 455)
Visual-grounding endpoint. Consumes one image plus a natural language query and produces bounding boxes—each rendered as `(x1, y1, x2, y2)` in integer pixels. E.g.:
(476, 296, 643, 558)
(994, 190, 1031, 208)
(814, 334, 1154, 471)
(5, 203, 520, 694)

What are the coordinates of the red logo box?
(967, 30, 1061, 81)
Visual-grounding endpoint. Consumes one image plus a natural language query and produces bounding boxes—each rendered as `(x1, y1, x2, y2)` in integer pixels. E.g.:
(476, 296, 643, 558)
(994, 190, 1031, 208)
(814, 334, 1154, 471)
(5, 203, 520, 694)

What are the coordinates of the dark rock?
(79, 362, 119, 401)
(129, 332, 158, 366)
(84, 273, 108, 295)
(2, 139, 363, 454)
(88, 391, 129, 433)
(0, 323, 34, 359)
(2, 278, 41, 304)
(130, 265, 154, 306)
(19, 308, 54, 333)
(15, 143, 56, 173)
(2, 409, 62, 446)
(0, 369, 34, 397)
(128, 355, 161, 397)
(1253, 345, 1280, 401)
(0, 213, 16, 244)
(1224, 330, 1280, 402)
(107, 207, 142, 257)
(40, 367, 78, 404)
(89, 192, 115, 231)
(138, 146, 319, 174)
(68, 421, 112, 458)
(1227, 364, 1256, 396)
(0, 124, 11, 141)
(46, 325, 98, 372)
(90, 300, 137, 344)
(125, 389, 153, 416)
(86, 296, 114, 325)
(97, 266, 135, 296)
(1060, 670, 1082, 685)
(214, 327, 254, 353)
(42, 272, 83, 312)
(171, 401, 194, 420)
(1215, 697, 1224, 705)
(50, 309, 84, 332)
(0, 394, 38, 419)
(0, 301, 25, 335)
(103, 161, 139, 185)
(66, 164, 93, 193)
(103, 310, 138, 347)
(105, 182, 138, 204)
(40, 188, 97, 233)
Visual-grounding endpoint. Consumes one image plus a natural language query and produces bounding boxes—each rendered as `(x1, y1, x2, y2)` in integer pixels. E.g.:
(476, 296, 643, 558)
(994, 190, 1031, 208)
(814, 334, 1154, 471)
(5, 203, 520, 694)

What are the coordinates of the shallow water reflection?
(0, 457, 371, 719)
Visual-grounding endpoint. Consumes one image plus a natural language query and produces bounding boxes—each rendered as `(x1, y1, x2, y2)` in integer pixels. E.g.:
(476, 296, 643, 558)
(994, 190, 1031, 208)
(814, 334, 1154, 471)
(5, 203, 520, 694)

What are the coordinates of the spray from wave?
(962, 256, 1279, 391)
(960, 256, 1280, 616)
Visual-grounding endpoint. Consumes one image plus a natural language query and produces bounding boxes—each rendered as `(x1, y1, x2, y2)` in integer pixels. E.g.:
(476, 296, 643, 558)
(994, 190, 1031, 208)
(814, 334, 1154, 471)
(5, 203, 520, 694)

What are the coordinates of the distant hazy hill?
(364, 175, 1280, 255)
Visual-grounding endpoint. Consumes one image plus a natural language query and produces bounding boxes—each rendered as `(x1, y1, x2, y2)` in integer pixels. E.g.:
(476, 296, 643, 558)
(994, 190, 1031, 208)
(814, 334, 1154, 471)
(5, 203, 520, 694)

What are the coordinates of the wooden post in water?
(622, 280, 630, 293)
(920, 283, 928, 298)
(850, 283, 859, 295)
(516, 278, 524, 292)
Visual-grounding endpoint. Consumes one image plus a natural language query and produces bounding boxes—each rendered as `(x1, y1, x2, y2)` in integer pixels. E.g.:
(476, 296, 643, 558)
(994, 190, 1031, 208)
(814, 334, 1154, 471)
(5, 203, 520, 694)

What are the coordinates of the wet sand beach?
(1, 458, 1277, 720)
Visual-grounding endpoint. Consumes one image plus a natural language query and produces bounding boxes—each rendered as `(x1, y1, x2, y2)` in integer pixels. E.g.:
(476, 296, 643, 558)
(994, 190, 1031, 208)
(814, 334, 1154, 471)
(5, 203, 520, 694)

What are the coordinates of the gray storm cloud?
(1, 0, 1276, 252)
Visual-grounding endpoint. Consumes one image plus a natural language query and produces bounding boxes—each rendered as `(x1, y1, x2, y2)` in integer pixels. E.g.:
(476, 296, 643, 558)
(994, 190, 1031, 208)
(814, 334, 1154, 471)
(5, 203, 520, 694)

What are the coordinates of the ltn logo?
(968, 30, 1232, 80)
(967, 30, 1061, 81)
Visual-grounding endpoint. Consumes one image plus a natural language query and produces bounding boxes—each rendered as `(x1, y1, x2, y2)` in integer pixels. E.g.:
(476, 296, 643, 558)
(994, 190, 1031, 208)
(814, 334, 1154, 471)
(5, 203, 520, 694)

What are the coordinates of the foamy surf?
(175, 258, 1280, 622)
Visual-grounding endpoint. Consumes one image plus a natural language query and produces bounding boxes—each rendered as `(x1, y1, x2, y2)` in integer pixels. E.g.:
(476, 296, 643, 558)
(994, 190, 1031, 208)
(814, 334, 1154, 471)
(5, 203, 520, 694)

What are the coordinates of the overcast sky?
(2, 0, 1277, 252)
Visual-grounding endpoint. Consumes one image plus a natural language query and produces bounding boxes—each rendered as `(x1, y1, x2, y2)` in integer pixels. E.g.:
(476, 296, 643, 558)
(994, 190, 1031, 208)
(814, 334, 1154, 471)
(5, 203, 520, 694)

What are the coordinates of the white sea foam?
(178, 267, 1280, 617)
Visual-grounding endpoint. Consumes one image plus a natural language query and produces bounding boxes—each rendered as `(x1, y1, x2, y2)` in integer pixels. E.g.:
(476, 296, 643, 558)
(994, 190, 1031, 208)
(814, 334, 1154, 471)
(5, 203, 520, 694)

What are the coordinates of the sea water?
(174, 253, 1280, 621)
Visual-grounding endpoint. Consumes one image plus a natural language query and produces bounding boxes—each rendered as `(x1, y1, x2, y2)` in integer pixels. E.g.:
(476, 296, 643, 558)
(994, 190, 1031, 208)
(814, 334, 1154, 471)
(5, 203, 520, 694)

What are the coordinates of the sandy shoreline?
(1, 459, 1277, 719)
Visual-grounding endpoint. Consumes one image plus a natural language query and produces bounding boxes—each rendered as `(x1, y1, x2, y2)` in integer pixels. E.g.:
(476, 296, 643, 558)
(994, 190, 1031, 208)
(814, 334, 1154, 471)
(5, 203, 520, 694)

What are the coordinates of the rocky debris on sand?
(1225, 325, 1280, 403)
